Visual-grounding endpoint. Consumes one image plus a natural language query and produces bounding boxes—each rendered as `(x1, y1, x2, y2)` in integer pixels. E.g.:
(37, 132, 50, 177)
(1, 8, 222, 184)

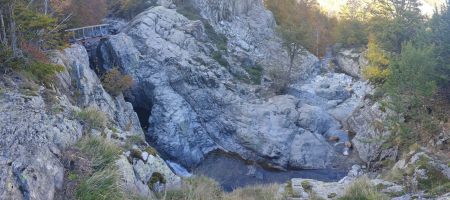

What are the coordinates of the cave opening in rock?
(132, 105, 152, 131)
(123, 82, 154, 132)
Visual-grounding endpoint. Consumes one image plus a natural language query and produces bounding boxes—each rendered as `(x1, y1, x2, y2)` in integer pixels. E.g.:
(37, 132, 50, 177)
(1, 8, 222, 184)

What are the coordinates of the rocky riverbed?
(1, 0, 448, 199)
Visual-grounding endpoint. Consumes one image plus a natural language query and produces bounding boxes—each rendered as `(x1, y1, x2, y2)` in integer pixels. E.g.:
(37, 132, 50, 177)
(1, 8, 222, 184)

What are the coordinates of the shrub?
(363, 66, 390, 85)
(148, 172, 166, 190)
(416, 156, 450, 196)
(268, 67, 291, 95)
(204, 23, 228, 51)
(0, 45, 24, 71)
(76, 137, 122, 171)
(244, 64, 264, 85)
(212, 51, 229, 67)
(101, 68, 133, 97)
(334, 19, 368, 47)
(76, 107, 108, 130)
(363, 35, 390, 84)
(124, 135, 147, 149)
(23, 61, 64, 85)
(144, 146, 158, 157)
(109, 0, 155, 20)
(338, 177, 389, 200)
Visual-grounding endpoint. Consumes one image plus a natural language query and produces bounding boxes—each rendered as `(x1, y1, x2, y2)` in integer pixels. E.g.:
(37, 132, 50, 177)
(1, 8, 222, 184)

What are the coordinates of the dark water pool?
(193, 151, 348, 192)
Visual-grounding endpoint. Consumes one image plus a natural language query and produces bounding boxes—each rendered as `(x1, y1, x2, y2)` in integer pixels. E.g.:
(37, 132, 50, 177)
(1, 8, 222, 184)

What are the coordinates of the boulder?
(334, 47, 368, 78)
(347, 100, 394, 164)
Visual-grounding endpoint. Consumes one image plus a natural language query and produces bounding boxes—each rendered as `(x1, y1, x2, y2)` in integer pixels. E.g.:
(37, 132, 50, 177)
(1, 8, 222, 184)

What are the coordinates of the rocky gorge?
(0, 0, 449, 199)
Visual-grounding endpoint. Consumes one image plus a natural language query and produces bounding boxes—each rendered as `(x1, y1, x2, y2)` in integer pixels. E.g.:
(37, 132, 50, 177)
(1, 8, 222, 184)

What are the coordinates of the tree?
(384, 42, 437, 113)
(0, 0, 20, 57)
(108, 0, 154, 20)
(266, 0, 315, 89)
(363, 35, 390, 84)
(429, 0, 450, 84)
(369, 0, 424, 53)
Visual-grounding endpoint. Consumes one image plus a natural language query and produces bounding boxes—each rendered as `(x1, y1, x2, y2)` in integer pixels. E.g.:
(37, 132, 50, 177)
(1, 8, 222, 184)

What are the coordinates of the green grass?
(223, 184, 280, 200)
(77, 137, 122, 171)
(124, 135, 147, 149)
(144, 146, 158, 157)
(165, 176, 222, 200)
(22, 61, 64, 86)
(338, 177, 389, 200)
(68, 171, 78, 181)
(76, 166, 124, 200)
(212, 51, 230, 67)
(75, 107, 108, 130)
(244, 64, 264, 85)
(74, 137, 125, 200)
(416, 156, 450, 196)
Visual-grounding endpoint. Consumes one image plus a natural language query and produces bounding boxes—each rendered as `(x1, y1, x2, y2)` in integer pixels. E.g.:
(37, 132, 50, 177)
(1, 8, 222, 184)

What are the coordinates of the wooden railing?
(65, 24, 110, 42)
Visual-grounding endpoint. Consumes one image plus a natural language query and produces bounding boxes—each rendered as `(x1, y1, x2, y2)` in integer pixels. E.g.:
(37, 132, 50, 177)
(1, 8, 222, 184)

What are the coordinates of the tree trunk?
(44, 0, 48, 15)
(8, 3, 19, 57)
(0, 8, 7, 46)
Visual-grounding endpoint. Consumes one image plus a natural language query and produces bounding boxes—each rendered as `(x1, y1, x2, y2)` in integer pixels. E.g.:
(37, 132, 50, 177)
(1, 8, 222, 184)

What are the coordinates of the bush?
(76, 107, 108, 131)
(101, 68, 133, 97)
(23, 61, 64, 85)
(363, 66, 390, 85)
(148, 172, 166, 190)
(0, 45, 23, 71)
(334, 19, 368, 47)
(384, 43, 440, 147)
(109, 0, 155, 20)
(338, 177, 388, 200)
(363, 36, 390, 84)
(268, 68, 291, 95)
(245, 64, 264, 85)
(212, 51, 229, 67)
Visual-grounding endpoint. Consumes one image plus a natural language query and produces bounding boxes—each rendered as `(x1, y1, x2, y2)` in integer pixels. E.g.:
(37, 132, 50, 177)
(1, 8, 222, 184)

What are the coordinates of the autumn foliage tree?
(363, 35, 391, 84)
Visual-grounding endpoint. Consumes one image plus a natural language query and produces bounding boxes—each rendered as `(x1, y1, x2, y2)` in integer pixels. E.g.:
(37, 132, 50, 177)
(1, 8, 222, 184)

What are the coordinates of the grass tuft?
(75, 166, 124, 200)
(338, 177, 389, 200)
(77, 137, 122, 171)
(165, 176, 222, 200)
(75, 107, 108, 131)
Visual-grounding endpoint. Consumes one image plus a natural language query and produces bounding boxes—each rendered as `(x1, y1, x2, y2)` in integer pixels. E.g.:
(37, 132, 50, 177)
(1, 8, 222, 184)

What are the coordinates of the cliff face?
(0, 45, 180, 200)
(96, 1, 374, 170)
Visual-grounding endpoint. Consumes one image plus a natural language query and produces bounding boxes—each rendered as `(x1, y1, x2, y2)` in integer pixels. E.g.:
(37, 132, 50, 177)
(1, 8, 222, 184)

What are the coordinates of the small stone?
(142, 152, 149, 162)
(343, 148, 349, 156)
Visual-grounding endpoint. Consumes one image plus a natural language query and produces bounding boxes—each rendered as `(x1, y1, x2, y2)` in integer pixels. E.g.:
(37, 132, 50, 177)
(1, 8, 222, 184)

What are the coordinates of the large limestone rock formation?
(0, 44, 180, 200)
(98, 5, 372, 170)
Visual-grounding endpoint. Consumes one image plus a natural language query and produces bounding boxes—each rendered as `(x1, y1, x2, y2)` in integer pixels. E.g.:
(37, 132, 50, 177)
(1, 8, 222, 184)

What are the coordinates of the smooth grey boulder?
(289, 131, 339, 169)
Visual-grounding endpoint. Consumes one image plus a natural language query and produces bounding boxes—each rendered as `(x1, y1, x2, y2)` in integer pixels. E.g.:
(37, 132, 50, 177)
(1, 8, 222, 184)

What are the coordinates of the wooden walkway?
(65, 24, 110, 43)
